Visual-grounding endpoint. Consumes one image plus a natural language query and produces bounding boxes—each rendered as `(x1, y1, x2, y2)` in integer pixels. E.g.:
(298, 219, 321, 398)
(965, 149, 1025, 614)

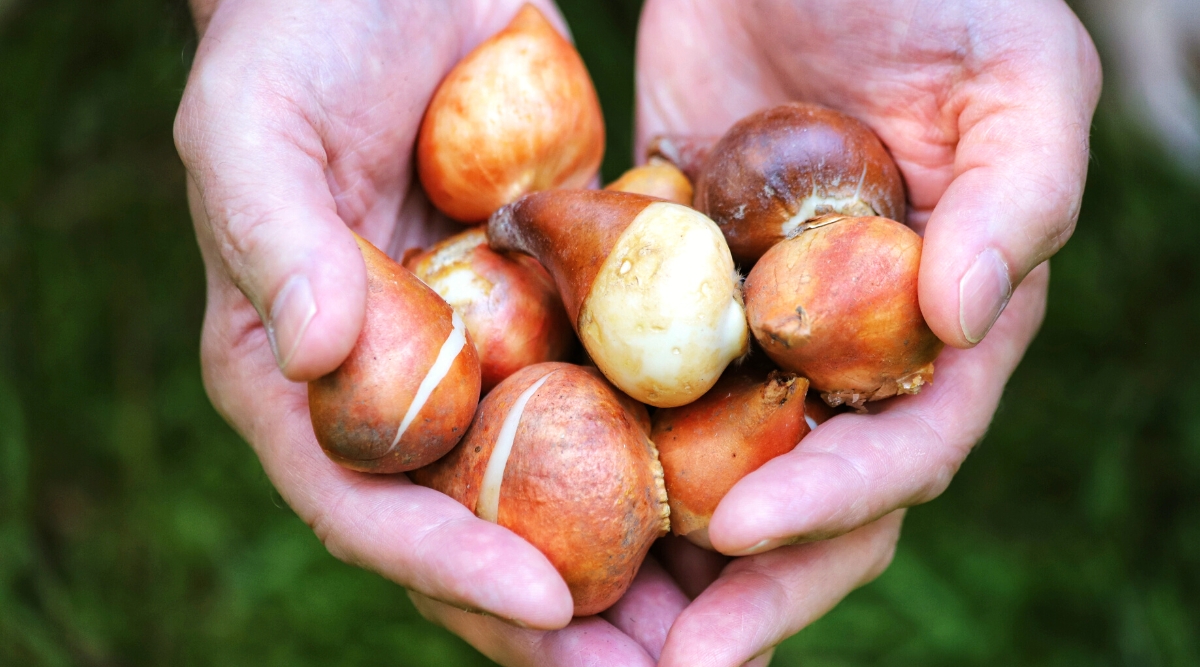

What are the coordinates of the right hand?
(176, 1, 687, 663)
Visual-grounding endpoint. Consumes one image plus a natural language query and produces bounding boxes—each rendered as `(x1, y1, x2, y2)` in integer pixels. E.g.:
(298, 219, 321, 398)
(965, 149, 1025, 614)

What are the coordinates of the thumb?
(176, 64, 365, 382)
(919, 29, 1101, 348)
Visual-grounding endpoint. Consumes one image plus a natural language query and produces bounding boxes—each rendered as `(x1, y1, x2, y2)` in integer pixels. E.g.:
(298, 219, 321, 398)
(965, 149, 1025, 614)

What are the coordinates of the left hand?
(632, 0, 1101, 664)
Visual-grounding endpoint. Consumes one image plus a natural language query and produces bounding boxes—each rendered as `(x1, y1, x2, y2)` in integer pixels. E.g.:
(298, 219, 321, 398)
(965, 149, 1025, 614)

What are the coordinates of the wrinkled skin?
(176, 0, 1099, 665)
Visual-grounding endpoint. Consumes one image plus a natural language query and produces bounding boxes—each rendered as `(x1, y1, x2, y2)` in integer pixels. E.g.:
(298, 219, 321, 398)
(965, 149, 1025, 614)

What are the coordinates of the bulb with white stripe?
(410, 362, 670, 616)
(308, 233, 481, 473)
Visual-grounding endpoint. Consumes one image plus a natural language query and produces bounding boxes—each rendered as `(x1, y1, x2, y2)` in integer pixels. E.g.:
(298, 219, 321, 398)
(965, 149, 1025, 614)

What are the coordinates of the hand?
(634, 0, 1101, 663)
(175, 1, 682, 663)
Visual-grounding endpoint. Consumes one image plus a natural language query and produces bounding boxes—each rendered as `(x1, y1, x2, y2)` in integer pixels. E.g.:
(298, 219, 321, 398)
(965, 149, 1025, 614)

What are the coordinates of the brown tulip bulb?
(605, 158, 694, 205)
(417, 4, 605, 223)
(645, 134, 720, 184)
(652, 365, 810, 550)
(488, 190, 749, 408)
(405, 227, 575, 393)
(744, 215, 943, 410)
(694, 102, 906, 265)
(410, 362, 669, 616)
(308, 235, 481, 472)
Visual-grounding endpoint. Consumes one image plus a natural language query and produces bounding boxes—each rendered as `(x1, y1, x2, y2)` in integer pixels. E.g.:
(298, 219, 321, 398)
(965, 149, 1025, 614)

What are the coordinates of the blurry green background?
(2, 0, 1198, 664)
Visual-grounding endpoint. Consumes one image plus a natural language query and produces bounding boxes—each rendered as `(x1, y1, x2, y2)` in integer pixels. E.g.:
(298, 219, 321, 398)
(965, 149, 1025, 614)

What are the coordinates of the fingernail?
(266, 274, 317, 371)
(958, 248, 1012, 344)
(727, 538, 786, 557)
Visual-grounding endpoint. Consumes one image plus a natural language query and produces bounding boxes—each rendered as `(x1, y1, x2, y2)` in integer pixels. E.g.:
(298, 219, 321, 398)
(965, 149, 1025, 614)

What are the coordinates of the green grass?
(1, 0, 1198, 664)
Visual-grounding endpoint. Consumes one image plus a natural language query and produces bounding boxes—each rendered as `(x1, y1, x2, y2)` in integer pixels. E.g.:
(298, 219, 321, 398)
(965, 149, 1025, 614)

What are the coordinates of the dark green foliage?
(1, 0, 1198, 665)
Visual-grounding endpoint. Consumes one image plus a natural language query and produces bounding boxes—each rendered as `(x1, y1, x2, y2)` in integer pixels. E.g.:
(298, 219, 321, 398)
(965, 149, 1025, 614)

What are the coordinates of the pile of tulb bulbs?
(306, 4, 943, 617)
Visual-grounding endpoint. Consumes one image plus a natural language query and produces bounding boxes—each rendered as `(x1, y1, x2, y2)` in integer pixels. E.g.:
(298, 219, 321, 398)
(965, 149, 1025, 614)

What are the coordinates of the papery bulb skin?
(308, 235, 481, 473)
(488, 189, 749, 407)
(744, 215, 942, 410)
(694, 102, 906, 265)
(605, 158, 694, 205)
(405, 227, 575, 393)
(417, 4, 605, 223)
(410, 362, 669, 616)
(651, 364, 809, 549)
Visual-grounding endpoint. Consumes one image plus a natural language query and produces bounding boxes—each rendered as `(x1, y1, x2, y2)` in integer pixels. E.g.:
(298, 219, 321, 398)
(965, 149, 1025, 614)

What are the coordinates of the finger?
(743, 648, 775, 667)
(602, 557, 691, 660)
(653, 535, 730, 600)
(710, 263, 1049, 555)
(411, 591, 657, 667)
(176, 45, 367, 382)
(659, 512, 904, 667)
(918, 7, 1101, 347)
(197, 268, 573, 629)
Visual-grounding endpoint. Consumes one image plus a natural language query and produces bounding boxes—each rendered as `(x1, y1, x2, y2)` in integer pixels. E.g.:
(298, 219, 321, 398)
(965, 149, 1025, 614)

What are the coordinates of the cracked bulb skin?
(652, 364, 810, 550)
(409, 363, 669, 616)
(744, 215, 943, 410)
(488, 190, 749, 408)
(404, 227, 574, 393)
(307, 235, 481, 473)
(416, 4, 605, 223)
(694, 102, 906, 266)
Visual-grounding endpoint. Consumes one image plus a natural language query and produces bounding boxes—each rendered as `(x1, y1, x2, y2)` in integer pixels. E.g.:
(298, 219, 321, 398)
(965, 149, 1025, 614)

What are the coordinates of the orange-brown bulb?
(744, 215, 942, 409)
(652, 364, 810, 549)
(308, 235, 481, 472)
(417, 4, 605, 222)
(405, 227, 575, 393)
(605, 158, 694, 205)
(410, 362, 669, 616)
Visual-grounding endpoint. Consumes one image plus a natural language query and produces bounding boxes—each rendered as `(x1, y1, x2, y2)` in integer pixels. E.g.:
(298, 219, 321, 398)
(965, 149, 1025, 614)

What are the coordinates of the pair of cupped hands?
(176, 0, 1101, 664)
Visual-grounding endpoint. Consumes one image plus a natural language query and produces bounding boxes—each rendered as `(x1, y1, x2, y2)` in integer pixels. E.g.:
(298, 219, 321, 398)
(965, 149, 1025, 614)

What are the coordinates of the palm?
(638, 0, 1096, 234)
(633, 1, 1100, 664)
(179, 1, 688, 664)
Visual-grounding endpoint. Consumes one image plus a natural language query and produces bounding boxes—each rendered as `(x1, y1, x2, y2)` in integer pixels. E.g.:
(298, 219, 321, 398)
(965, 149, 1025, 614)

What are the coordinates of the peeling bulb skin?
(409, 363, 669, 616)
(744, 216, 943, 410)
(308, 235, 481, 473)
(417, 4, 605, 222)
(488, 190, 749, 407)
(405, 227, 575, 393)
(652, 364, 810, 549)
(604, 159, 694, 205)
(694, 102, 906, 265)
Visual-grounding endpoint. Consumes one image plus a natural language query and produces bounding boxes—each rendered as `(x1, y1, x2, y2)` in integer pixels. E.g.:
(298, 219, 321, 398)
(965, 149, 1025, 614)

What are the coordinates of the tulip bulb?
(488, 190, 749, 407)
(405, 227, 575, 393)
(417, 4, 605, 222)
(694, 102, 906, 265)
(410, 362, 669, 616)
(605, 158, 694, 205)
(652, 364, 810, 549)
(308, 235, 481, 472)
(744, 215, 943, 409)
